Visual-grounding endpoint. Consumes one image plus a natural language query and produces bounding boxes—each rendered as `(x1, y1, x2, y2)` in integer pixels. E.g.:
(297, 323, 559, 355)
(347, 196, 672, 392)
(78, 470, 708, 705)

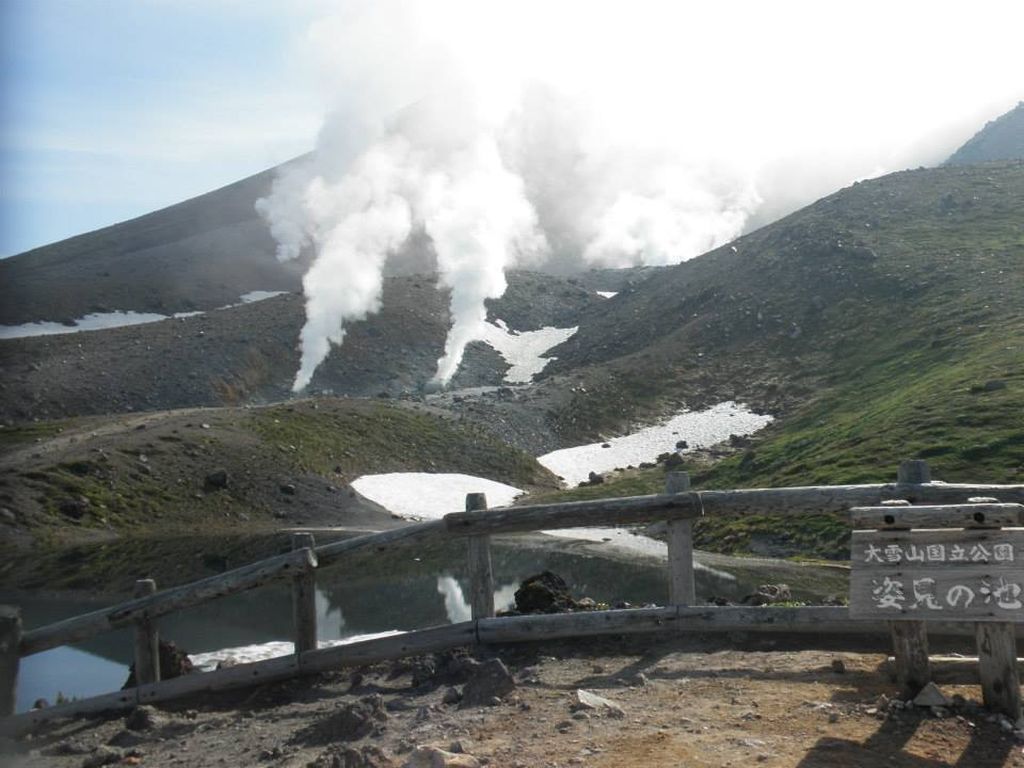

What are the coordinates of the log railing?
(2, 459, 1023, 733)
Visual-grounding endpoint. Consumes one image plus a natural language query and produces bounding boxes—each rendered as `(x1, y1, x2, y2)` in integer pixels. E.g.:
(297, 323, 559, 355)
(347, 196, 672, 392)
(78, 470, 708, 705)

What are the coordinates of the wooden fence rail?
(3, 459, 1024, 726)
(19, 547, 317, 657)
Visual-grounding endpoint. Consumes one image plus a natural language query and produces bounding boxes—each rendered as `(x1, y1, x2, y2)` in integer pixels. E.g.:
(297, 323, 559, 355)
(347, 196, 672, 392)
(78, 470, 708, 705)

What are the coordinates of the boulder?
(122, 640, 193, 689)
(204, 469, 229, 490)
(124, 705, 164, 731)
(326, 695, 389, 741)
(914, 682, 950, 708)
(513, 571, 577, 613)
(742, 584, 792, 606)
(460, 659, 515, 707)
(572, 689, 625, 719)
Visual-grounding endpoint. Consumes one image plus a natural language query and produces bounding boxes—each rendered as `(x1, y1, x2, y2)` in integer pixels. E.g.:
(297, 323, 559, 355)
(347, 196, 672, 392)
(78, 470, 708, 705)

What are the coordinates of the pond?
(4, 533, 849, 712)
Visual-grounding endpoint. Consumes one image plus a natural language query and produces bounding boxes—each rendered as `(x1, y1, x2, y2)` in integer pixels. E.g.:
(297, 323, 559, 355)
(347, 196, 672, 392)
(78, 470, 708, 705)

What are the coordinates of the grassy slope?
(0, 398, 558, 548)
(531, 163, 1024, 559)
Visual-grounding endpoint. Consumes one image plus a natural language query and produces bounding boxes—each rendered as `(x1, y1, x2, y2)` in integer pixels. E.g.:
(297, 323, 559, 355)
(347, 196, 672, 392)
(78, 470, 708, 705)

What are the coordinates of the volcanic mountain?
(946, 101, 1024, 166)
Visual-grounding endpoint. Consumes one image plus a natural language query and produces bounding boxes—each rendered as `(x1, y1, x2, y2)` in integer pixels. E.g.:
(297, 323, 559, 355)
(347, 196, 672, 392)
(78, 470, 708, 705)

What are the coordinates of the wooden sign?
(849, 529, 1024, 621)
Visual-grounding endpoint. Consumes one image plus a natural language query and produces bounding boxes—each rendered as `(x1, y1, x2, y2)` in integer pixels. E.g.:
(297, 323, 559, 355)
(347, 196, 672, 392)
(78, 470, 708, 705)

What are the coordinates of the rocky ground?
(4, 634, 1022, 768)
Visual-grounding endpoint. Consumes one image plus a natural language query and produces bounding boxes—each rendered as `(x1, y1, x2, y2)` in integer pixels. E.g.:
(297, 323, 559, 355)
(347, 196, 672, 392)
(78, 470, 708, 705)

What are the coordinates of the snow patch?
(538, 401, 773, 487)
(0, 310, 198, 339)
(238, 290, 287, 303)
(479, 320, 577, 383)
(351, 472, 523, 520)
(595, 291, 618, 299)
(0, 291, 289, 340)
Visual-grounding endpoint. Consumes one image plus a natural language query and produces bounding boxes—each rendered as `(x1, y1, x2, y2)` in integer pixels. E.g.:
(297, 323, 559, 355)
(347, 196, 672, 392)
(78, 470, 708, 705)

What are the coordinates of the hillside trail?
(0, 407, 222, 470)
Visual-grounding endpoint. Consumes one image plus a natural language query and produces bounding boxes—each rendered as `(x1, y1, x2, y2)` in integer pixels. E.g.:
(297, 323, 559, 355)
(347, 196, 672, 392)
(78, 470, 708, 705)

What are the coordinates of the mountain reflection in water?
(7, 533, 848, 712)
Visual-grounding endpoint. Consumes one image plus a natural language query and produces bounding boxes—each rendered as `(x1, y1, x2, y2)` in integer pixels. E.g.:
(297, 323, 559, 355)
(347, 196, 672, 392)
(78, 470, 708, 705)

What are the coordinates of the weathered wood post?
(665, 471, 696, 605)
(465, 493, 495, 619)
(888, 460, 932, 697)
(976, 622, 1021, 720)
(132, 580, 160, 685)
(0, 605, 21, 717)
(291, 533, 318, 654)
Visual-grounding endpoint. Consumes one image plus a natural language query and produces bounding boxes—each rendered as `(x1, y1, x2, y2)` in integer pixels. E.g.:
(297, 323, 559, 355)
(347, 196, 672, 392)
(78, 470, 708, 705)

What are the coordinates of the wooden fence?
(2, 459, 1023, 735)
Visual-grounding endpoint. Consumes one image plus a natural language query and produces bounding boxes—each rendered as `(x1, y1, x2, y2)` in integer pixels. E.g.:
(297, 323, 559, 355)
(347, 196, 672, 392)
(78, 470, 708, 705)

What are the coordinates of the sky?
(1, 0, 1022, 259)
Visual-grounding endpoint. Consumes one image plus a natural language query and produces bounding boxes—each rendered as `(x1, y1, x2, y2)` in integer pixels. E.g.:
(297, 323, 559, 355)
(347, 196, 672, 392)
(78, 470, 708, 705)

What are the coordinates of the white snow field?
(478, 319, 577, 383)
(538, 401, 774, 487)
(350, 472, 681, 563)
(0, 291, 289, 339)
(595, 291, 618, 299)
(350, 473, 524, 520)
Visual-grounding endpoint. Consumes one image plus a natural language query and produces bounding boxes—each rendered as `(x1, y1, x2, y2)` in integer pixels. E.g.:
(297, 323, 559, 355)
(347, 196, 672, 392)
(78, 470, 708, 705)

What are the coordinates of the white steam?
(256, 0, 1024, 391)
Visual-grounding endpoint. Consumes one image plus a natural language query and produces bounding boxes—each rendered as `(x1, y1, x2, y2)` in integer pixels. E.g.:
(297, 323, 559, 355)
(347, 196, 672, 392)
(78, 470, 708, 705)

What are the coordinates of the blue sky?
(2, 1, 1022, 260)
(0, 1, 321, 256)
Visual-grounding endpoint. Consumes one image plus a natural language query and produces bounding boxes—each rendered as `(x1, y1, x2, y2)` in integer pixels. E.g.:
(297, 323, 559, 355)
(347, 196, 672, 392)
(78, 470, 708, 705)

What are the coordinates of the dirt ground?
(4, 634, 1023, 768)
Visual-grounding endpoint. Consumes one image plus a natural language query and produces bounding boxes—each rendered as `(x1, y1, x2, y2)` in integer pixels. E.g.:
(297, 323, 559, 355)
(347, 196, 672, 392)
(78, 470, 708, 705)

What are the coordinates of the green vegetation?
(2, 397, 558, 551)
(252, 400, 555, 489)
(0, 420, 71, 448)
(532, 163, 1024, 560)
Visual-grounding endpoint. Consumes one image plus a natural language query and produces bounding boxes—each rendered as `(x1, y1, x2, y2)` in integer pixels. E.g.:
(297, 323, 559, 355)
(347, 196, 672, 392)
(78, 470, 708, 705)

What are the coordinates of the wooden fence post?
(976, 622, 1021, 720)
(465, 493, 494, 619)
(1, 605, 21, 717)
(898, 459, 931, 485)
(291, 533, 318, 654)
(889, 459, 931, 697)
(132, 580, 160, 685)
(665, 472, 696, 605)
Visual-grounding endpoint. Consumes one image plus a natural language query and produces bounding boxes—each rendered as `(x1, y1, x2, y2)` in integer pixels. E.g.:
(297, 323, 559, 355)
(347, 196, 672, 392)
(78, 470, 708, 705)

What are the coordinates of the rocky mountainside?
(0, 397, 559, 552)
(536, 161, 1023, 491)
(0, 269, 620, 426)
(946, 101, 1024, 166)
(0, 160, 311, 326)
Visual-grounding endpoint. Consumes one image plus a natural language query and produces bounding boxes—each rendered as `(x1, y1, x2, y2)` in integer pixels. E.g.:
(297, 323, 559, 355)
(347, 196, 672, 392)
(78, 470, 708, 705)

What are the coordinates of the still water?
(7, 534, 848, 712)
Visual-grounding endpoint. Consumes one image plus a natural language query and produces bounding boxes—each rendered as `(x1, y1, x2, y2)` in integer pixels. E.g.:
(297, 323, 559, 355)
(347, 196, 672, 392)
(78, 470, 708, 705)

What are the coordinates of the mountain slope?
(0, 397, 559, 553)
(539, 162, 1024, 485)
(0, 160, 307, 326)
(0, 271, 604, 425)
(946, 102, 1024, 165)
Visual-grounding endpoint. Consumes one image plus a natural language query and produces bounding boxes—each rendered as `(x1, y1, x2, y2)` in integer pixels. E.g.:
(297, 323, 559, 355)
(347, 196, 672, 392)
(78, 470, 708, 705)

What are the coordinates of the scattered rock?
(513, 572, 577, 613)
(0, 507, 15, 524)
(300, 695, 389, 744)
(401, 746, 480, 768)
(914, 682, 950, 708)
(59, 497, 91, 519)
(125, 705, 163, 731)
(280, 483, 297, 496)
(107, 730, 147, 748)
(311, 745, 395, 768)
(742, 584, 792, 606)
(830, 659, 846, 674)
(123, 641, 194, 688)
(43, 738, 91, 756)
(204, 468, 229, 491)
(571, 689, 625, 719)
(442, 687, 462, 705)
(969, 380, 1007, 393)
(675, 440, 688, 449)
(460, 659, 515, 707)
(662, 452, 685, 469)
(82, 746, 123, 768)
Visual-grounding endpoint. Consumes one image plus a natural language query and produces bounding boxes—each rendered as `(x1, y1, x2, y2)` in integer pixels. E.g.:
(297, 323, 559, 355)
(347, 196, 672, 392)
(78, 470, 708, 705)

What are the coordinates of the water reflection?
(7, 534, 848, 711)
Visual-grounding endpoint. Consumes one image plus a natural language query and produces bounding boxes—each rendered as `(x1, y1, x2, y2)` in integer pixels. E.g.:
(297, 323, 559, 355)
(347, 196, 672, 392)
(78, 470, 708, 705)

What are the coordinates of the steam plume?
(257, 1, 1024, 391)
